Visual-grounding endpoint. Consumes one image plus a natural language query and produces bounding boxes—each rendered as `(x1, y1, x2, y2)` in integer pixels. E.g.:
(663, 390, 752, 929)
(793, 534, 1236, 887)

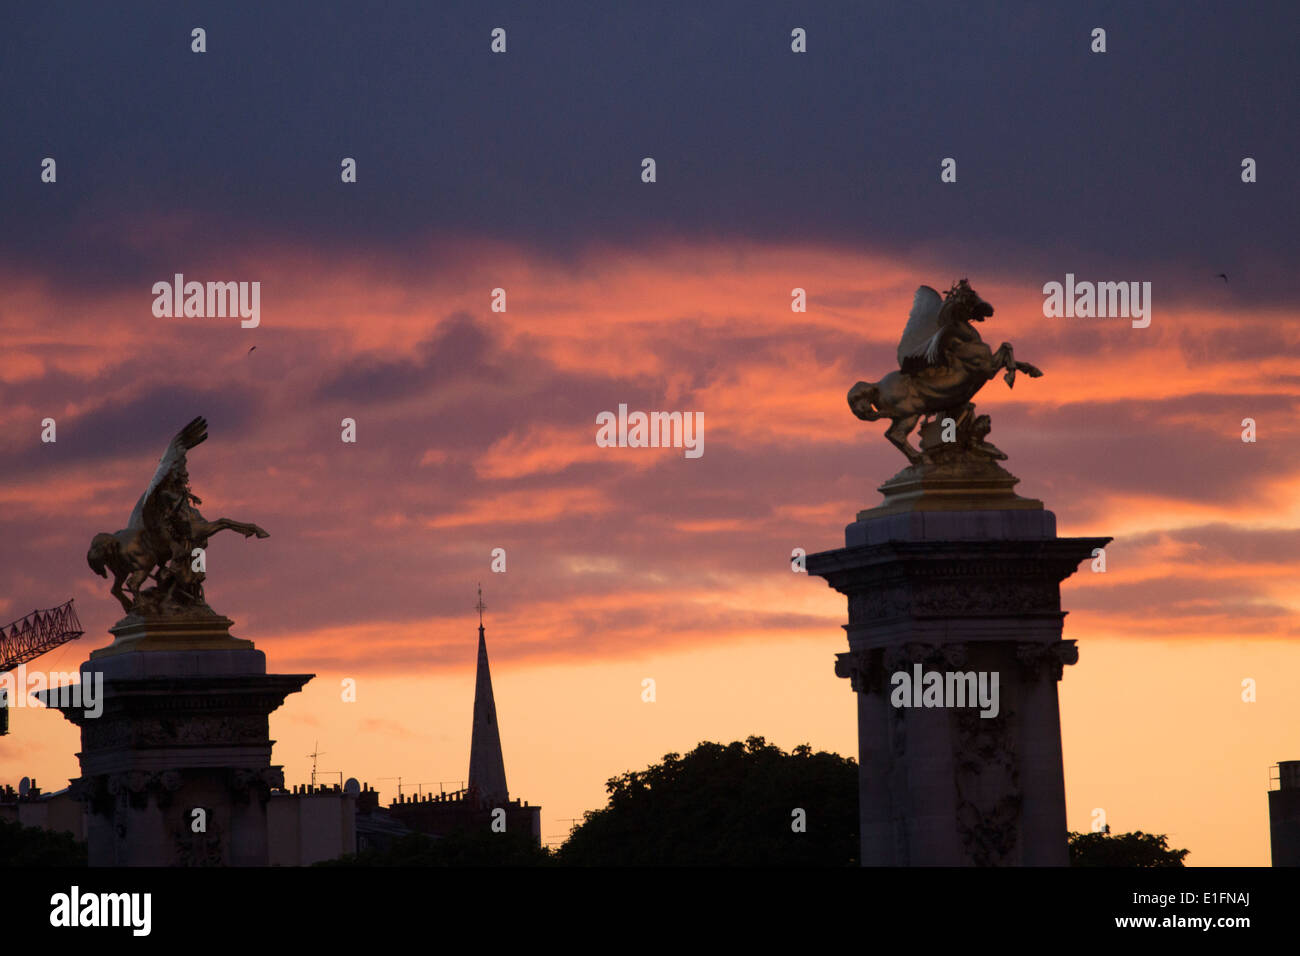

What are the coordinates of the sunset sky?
(2, 2, 1297, 864)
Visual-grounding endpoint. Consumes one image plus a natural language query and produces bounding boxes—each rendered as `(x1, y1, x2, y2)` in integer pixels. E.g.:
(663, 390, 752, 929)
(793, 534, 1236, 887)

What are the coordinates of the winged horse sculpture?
(847, 279, 1042, 464)
(87, 417, 268, 615)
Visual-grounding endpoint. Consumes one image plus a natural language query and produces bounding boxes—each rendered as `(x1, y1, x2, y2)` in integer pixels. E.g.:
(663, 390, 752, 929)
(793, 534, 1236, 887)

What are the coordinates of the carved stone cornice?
(834, 649, 879, 694)
(50, 673, 314, 728)
(1015, 640, 1079, 682)
(231, 766, 284, 805)
(809, 539, 1111, 616)
(818, 542, 1102, 625)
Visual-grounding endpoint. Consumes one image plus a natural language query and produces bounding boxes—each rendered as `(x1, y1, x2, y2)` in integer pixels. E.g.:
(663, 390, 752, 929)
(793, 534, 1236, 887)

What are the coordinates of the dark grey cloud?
(0, 1, 1294, 302)
(314, 311, 492, 403)
(0, 384, 257, 474)
(1122, 523, 1300, 565)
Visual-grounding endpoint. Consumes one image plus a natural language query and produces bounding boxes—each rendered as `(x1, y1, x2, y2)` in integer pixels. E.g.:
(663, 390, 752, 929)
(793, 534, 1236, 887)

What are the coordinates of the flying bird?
(248, 345, 257, 353)
(1215, 273, 1228, 282)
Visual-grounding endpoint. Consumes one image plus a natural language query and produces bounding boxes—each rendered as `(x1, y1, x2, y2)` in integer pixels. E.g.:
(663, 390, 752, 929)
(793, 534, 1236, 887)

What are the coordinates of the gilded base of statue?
(90, 612, 253, 659)
(861, 407, 1043, 518)
(865, 461, 1042, 518)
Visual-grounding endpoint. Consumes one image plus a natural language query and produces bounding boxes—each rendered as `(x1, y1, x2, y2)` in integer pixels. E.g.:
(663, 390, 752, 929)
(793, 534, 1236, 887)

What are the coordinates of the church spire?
(468, 584, 508, 807)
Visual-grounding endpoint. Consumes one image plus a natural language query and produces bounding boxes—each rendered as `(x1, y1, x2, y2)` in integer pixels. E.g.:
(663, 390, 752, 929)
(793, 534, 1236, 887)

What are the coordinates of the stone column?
(808, 453, 1109, 866)
(39, 613, 311, 866)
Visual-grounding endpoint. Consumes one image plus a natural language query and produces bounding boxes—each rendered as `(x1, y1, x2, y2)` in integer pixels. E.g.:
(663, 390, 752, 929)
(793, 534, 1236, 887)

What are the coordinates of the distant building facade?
(0, 779, 85, 841)
(1270, 760, 1300, 866)
(267, 783, 360, 866)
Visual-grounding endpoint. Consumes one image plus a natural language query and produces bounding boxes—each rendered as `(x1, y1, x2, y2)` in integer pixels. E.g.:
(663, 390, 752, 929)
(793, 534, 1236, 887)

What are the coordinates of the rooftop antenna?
(307, 740, 326, 787)
(379, 776, 405, 799)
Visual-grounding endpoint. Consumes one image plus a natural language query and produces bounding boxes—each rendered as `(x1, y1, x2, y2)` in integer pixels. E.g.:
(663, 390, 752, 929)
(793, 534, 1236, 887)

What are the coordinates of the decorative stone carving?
(887, 702, 910, 863)
(82, 713, 268, 751)
(1015, 640, 1079, 682)
(173, 813, 224, 867)
(910, 579, 1058, 616)
(104, 768, 183, 811)
(882, 641, 969, 673)
(953, 707, 1022, 866)
(843, 563, 1063, 623)
(850, 586, 910, 623)
(834, 649, 886, 694)
(231, 767, 284, 805)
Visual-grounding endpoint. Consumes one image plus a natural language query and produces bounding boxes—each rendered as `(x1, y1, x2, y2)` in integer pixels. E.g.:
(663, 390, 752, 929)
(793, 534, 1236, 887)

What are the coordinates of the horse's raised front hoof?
(1025, 365, 1043, 377)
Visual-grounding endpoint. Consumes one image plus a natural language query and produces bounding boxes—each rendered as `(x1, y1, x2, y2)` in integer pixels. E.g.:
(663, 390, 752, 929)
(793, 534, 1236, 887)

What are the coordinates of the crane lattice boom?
(0, 600, 84, 673)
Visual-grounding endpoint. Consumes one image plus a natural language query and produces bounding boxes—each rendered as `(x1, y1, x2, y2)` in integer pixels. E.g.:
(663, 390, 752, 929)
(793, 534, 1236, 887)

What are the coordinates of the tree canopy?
(558, 736, 859, 866)
(0, 816, 87, 866)
(1068, 826, 1189, 867)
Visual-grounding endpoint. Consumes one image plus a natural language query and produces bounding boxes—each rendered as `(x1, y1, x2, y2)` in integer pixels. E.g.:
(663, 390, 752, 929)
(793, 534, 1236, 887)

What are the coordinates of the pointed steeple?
(468, 584, 508, 807)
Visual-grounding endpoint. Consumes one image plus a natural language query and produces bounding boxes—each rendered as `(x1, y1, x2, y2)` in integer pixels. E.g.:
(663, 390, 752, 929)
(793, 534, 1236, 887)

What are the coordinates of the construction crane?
(0, 600, 85, 736)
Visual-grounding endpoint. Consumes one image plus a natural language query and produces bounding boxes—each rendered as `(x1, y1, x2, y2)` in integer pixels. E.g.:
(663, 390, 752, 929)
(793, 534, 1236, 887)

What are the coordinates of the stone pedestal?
(38, 614, 312, 866)
(808, 466, 1109, 866)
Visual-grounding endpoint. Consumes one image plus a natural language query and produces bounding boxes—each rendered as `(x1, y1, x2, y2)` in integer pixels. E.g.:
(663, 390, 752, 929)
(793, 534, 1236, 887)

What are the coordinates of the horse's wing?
(923, 327, 951, 366)
(896, 286, 945, 369)
(125, 491, 149, 531)
(127, 417, 207, 530)
(920, 292, 967, 365)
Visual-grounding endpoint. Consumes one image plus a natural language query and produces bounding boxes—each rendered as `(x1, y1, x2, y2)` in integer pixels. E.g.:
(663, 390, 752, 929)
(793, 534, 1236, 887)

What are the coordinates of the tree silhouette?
(0, 816, 86, 866)
(1068, 826, 1189, 867)
(558, 736, 858, 866)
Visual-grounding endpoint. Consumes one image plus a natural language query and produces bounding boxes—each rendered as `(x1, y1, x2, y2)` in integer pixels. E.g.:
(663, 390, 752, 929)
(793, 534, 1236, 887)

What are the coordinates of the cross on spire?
(475, 583, 487, 628)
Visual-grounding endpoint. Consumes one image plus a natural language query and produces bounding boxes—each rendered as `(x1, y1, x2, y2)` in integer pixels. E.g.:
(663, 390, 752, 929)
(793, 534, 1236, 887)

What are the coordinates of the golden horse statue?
(848, 279, 1042, 464)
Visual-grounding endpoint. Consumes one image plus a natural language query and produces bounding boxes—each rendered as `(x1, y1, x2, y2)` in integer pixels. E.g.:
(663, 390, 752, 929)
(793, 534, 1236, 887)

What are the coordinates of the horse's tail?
(847, 381, 883, 421)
